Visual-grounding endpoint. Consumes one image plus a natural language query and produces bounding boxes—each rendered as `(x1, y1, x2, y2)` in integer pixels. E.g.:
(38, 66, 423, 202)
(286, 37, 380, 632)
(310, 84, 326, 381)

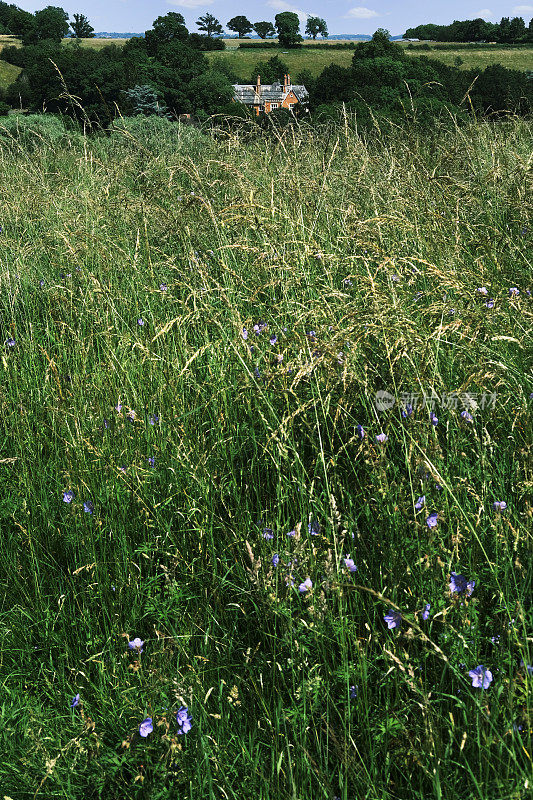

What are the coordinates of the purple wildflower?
(5, 337, 16, 347)
(460, 410, 473, 422)
(286, 529, 296, 537)
(39, 279, 45, 287)
(176, 706, 192, 734)
(356, 424, 365, 440)
(468, 665, 493, 689)
(298, 577, 313, 593)
(148, 457, 155, 467)
(384, 609, 401, 629)
(520, 660, 533, 675)
(128, 637, 144, 653)
(492, 500, 507, 511)
(262, 528, 274, 540)
(422, 603, 431, 621)
(70, 693, 80, 708)
(137, 318, 144, 326)
(349, 685, 357, 698)
(127, 410, 136, 422)
(375, 433, 388, 444)
(139, 717, 153, 738)
(509, 287, 519, 297)
(242, 328, 248, 340)
(149, 415, 159, 425)
(103, 419, 109, 429)
(254, 367, 261, 379)
(485, 299, 494, 308)
(414, 495, 425, 511)
(401, 405, 413, 418)
(343, 556, 357, 573)
(83, 500, 94, 514)
(159, 283, 168, 291)
(477, 287, 488, 296)
(115, 402, 122, 413)
(426, 512, 438, 529)
(272, 553, 280, 567)
(430, 412, 438, 426)
(308, 520, 320, 536)
(269, 334, 277, 346)
(449, 572, 475, 596)
(63, 490, 74, 504)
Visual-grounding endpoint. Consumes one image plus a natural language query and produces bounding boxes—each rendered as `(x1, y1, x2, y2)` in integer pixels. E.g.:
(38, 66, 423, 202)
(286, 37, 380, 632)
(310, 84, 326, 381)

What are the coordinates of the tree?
(250, 55, 289, 85)
(25, 6, 70, 44)
(145, 13, 189, 55)
(196, 13, 224, 38)
(275, 12, 302, 48)
(305, 16, 328, 39)
(70, 13, 94, 38)
(352, 29, 405, 61)
(253, 21, 276, 39)
(187, 70, 234, 114)
(227, 15, 252, 38)
(508, 16, 526, 42)
(122, 84, 168, 116)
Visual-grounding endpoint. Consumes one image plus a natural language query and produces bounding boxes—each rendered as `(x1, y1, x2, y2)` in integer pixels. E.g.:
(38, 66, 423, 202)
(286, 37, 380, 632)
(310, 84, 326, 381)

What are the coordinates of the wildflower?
(490, 635, 500, 645)
(115, 402, 122, 413)
(70, 693, 80, 708)
(39, 279, 45, 287)
(413, 291, 423, 301)
(139, 717, 153, 738)
(253, 367, 261, 379)
(426, 512, 438, 529)
(430, 412, 438, 426)
(276, 353, 284, 363)
(384, 609, 401, 629)
(460, 410, 473, 422)
(414, 495, 425, 511)
(343, 556, 357, 573)
(272, 553, 280, 567)
(149, 415, 159, 425)
(269, 334, 277, 346)
(241, 328, 248, 340)
(308, 520, 320, 536)
(375, 433, 388, 444)
(159, 283, 168, 291)
(307, 330, 316, 341)
(176, 706, 192, 734)
(103, 419, 109, 429)
(520, 660, 533, 675)
(509, 287, 519, 297)
(63, 490, 74, 504)
(343, 278, 352, 286)
(286, 529, 296, 537)
(127, 411, 136, 423)
(356, 424, 365, 440)
(137, 318, 144, 326)
(492, 500, 507, 511)
(5, 337, 16, 347)
(148, 457, 155, 467)
(401, 405, 413, 418)
(128, 637, 144, 653)
(477, 287, 488, 296)
(83, 500, 94, 514)
(422, 603, 431, 620)
(485, 299, 494, 308)
(349, 685, 357, 698)
(262, 528, 273, 540)
(468, 665, 493, 689)
(298, 577, 313, 593)
(119, 466, 127, 474)
(449, 572, 475, 596)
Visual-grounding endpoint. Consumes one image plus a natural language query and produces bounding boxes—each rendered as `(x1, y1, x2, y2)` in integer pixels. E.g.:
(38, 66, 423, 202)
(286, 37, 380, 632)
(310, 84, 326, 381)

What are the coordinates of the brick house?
(232, 74, 308, 115)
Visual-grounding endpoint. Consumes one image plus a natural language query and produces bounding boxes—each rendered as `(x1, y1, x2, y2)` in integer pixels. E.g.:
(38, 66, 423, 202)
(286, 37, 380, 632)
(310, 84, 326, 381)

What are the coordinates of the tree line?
(405, 16, 533, 43)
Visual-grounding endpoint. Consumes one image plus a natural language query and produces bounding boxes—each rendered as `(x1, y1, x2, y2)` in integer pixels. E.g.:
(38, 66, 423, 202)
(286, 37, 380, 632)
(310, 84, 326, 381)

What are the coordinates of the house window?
(270, 103, 279, 109)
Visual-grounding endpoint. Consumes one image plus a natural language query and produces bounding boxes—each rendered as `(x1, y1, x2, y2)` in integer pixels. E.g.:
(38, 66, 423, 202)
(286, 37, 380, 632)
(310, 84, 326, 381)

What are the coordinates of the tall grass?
(0, 112, 531, 799)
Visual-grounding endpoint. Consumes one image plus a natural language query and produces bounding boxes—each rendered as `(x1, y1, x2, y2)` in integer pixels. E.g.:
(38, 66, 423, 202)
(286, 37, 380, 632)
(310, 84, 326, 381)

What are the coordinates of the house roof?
(232, 83, 309, 105)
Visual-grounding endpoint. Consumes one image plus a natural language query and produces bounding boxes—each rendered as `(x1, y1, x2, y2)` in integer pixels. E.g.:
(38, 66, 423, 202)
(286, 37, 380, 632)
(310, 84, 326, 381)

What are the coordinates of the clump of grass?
(0, 113, 531, 799)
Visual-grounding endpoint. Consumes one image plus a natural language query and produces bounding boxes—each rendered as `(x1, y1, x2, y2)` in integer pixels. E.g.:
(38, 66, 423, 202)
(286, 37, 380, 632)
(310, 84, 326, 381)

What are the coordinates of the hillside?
(0, 113, 531, 799)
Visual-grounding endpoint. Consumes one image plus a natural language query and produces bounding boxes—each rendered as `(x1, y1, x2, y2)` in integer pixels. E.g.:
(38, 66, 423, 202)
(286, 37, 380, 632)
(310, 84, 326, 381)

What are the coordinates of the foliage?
(70, 13, 94, 39)
(253, 21, 276, 39)
(305, 16, 328, 39)
(23, 5, 70, 45)
(352, 28, 406, 61)
(275, 11, 302, 49)
(405, 15, 531, 44)
(196, 13, 224, 38)
(250, 55, 289, 85)
(187, 69, 234, 115)
(122, 84, 169, 117)
(0, 97, 9, 113)
(144, 12, 189, 56)
(188, 33, 225, 52)
(227, 15, 253, 38)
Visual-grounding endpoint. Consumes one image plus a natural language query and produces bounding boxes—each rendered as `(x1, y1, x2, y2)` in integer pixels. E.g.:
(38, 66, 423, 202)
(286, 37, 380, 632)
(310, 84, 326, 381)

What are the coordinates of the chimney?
(283, 74, 288, 91)
(255, 75, 261, 96)
(287, 74, 291, 89)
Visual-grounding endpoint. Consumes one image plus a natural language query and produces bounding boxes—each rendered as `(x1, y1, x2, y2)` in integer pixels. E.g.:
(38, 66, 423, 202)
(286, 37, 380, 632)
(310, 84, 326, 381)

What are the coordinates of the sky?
(12, 1, 533, 35)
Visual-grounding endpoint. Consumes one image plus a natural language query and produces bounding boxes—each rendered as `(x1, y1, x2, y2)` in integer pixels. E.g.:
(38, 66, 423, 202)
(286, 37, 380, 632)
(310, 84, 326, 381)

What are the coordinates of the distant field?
(0, 35, 531, 88)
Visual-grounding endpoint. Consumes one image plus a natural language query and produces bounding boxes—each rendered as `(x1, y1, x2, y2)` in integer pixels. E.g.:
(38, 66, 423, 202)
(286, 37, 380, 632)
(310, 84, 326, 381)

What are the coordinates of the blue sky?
(13, 1, 533, 35)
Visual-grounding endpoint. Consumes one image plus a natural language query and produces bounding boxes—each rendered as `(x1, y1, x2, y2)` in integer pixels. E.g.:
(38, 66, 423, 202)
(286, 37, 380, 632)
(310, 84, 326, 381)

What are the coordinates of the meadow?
(0, 111, 531, 799)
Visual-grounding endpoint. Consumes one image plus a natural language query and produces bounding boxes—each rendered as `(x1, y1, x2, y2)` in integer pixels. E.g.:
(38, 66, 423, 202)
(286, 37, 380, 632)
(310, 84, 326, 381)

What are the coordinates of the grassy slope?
(0, 114, 531, 799)
(0, 58, 21, 89)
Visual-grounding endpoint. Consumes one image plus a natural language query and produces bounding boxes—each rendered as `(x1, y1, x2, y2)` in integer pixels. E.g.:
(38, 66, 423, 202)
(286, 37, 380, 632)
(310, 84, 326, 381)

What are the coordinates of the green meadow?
(0, 112, 531, 799)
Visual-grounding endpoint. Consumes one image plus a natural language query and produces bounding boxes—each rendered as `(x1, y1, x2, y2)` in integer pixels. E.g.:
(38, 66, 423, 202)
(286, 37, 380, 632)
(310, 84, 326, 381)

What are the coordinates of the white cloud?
(344, 7, 380, 19)
(267, 1, 309, 23)
(512, 4, 533, 12)
(167, 0, 213, 8)
(475, 8, 493, 17)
